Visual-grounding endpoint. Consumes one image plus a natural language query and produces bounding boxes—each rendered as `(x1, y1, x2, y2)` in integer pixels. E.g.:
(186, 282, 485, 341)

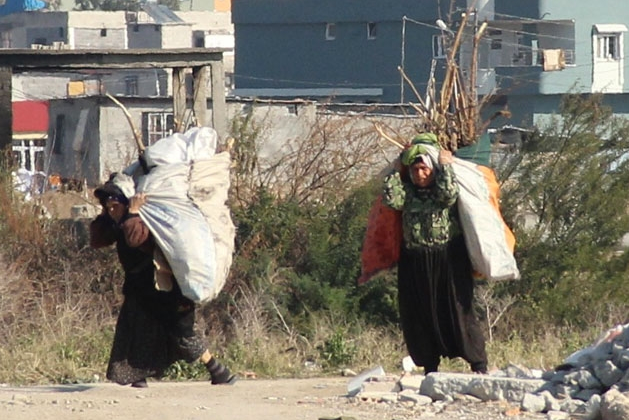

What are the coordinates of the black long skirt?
(397, 235, 487, 372)
(106, 274, 206, 385)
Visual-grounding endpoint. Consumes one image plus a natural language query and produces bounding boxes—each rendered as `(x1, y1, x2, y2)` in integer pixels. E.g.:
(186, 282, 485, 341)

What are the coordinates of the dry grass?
(0, 165, 609, 385)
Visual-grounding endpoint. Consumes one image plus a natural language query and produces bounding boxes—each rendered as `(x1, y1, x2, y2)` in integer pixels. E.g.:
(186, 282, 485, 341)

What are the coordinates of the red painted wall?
(12, 101, 49, 133)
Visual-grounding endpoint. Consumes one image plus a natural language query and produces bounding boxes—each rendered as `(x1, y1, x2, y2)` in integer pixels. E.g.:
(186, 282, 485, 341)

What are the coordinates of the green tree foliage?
(495, 94, 629, 325)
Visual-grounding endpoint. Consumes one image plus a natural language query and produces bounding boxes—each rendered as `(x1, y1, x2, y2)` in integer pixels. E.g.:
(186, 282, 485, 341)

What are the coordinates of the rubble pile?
(349, 324, 629, 420)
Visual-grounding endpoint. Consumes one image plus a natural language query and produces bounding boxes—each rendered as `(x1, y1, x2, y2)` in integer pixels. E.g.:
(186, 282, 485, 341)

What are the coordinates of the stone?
(559, 397, 585, 414)
(600, 388, 629, 420)
(361, 380, 400, 394)
(398, 389, 432, 405)
(546, 411, 571, 420)
(564, 369, 602, 390)
(540, 390, 561, 412)
(346, 366, 385, 396)
(419, 372, 545, 403)
(554, 383, 580, 399)
(521, 392, 546, 413)
(580, 394, 601, 420)
(399, 375, 424, 391)
(616, 350, 629, 371)
(593, 360, 624, 388)
(575, 388, 601, 402)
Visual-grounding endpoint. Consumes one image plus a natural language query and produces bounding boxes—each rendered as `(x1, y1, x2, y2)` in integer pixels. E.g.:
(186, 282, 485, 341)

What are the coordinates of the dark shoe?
(206, 357, 237, 385)
(212, 372, 238, 385)
(131, 379, 148, 388)
(210, 364, 237, 385)
(471, 361, 488, 374)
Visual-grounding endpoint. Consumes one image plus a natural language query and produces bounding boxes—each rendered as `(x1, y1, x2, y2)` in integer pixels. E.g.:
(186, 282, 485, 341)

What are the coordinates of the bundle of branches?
(381, 2, 509, 152)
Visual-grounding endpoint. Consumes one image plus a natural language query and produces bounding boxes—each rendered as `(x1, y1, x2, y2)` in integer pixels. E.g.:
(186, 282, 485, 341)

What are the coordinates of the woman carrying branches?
(382, 133, 488, 374)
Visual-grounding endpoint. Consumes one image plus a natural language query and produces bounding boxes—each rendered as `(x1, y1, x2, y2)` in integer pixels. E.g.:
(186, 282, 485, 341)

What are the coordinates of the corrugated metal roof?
(142, 3, 184, 24)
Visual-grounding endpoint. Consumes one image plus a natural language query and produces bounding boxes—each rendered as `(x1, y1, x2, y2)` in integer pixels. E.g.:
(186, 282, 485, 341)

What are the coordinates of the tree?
(495, 94, 629, 326)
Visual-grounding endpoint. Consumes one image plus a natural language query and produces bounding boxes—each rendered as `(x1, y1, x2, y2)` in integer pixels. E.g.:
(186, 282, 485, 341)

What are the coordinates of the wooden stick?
(105, 93, 145, 153)
(398, 66, 429, 111)
(374, 123, 405, 149)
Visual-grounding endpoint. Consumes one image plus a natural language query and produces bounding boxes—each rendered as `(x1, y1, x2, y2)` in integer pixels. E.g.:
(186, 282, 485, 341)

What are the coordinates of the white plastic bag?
(452, 159, 520, 281)
(122, 127, 234, 302)
(422, 146, 520, 281)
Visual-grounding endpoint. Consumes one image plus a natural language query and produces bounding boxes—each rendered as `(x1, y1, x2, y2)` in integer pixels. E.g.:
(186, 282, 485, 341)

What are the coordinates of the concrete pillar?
(192, 65, 208, 127)
(172, 67, 187, 132)
(209, 60, 227, 141)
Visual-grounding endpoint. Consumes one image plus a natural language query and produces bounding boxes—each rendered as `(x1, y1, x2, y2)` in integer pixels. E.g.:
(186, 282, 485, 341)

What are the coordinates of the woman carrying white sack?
(90, 176, 236, 388)
(382, 133, 488, 375)
(90, 127, 237, 388)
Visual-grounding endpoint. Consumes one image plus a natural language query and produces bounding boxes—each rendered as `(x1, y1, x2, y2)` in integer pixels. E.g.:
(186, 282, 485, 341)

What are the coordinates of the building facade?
(232, 0, 629, 127)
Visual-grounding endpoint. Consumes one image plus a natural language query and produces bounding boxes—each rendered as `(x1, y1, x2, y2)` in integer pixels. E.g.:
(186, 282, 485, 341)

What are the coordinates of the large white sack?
(122, 127, 234, 302)
(452, 159, 520, 281)
(422, 146, 520, 281)
(188, 151, 235, 300)
(136, 163, 218, 303)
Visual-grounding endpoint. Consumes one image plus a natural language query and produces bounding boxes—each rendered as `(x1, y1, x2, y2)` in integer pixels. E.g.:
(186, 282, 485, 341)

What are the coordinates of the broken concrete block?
(346, 366, 385, 397)
(593, 360, 624, 388)
(600, 388, 629, 420)
(398, 389, 432, 405)
(399, 374, 424, 391)
(521, 392, 546, 412)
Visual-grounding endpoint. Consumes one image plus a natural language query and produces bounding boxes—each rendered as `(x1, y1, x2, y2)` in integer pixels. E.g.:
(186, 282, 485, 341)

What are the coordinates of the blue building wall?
(0, 0, 46, 16)
(232, 0, 466, 102)
(233, 0, 629, 127)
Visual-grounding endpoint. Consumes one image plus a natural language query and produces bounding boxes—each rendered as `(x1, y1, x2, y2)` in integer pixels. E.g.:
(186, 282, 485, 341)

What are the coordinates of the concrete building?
(0, 7, 234, 172)
(232, 0, 629, 127)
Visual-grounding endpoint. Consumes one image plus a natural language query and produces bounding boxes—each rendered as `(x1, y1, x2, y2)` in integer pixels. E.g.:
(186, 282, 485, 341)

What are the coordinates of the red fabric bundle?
(357, 195, 402, 285)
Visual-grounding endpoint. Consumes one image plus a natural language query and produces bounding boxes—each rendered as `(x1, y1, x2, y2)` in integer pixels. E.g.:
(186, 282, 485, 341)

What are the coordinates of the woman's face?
(409, 162, 435, 188)
(106, 198, 127, 223)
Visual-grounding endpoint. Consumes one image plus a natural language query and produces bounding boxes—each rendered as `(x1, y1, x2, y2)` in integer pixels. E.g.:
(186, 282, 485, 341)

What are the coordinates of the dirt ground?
(0, 377, 548, 420)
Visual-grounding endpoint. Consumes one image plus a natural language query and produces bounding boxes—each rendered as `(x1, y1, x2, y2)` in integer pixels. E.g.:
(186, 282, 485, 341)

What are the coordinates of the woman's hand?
(128, 193, 147, 214)
(439, 150, 454, 165)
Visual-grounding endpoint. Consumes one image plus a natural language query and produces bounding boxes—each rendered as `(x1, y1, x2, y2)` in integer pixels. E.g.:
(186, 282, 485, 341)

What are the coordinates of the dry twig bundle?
(380, 2, 512, 151)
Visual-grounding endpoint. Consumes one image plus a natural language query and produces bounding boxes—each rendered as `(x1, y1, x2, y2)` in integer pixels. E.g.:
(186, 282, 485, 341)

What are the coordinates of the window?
(125, 76, 139, 96)
(597, 34, 620, 59)
(100, 28, 107, 37)
(367, 22, 377, 40)
(133, 24, 139, 33)
(432, 34, 446, 58)
(142, 112, 175, 146)
(59, 27, 64, 38)
(12, 139, 45, 172)
(33, 37, 47, 45)
(325, 23, 336, 41)
(53, 115, 64, 154)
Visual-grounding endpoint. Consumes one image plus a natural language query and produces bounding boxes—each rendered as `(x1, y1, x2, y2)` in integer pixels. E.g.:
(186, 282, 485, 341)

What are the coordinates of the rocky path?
(0, 377, 548, 420)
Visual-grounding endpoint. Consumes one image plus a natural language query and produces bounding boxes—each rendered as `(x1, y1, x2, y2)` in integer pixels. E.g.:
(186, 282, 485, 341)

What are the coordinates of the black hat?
(94, 173, 129, 207)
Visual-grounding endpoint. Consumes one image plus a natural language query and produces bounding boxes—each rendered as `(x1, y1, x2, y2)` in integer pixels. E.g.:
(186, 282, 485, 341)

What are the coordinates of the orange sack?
(357, 195, 402, 285)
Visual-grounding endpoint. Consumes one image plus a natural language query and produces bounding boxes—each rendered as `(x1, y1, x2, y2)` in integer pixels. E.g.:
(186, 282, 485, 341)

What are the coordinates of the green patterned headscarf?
(400, 133, 439, 166)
